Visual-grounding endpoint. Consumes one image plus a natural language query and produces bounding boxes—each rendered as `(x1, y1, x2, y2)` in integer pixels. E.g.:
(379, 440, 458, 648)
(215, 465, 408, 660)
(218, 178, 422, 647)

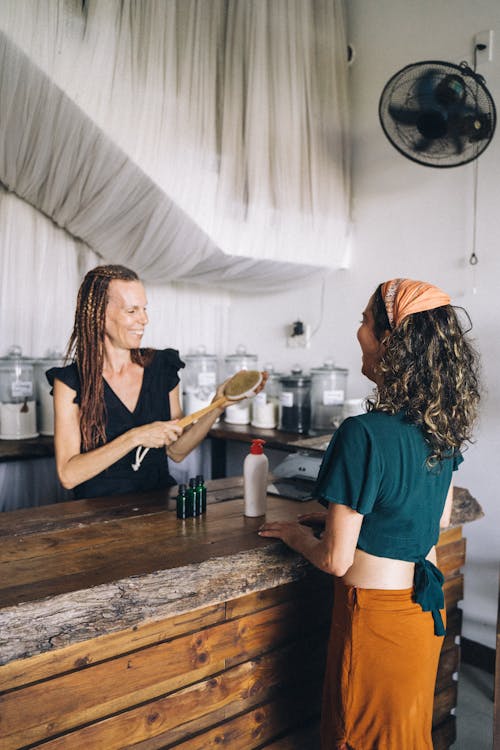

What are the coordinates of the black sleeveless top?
(46, 349, 185, 499)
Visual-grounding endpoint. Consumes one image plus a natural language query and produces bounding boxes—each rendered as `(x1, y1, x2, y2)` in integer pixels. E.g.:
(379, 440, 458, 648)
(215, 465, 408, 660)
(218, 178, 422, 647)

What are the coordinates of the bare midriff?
(342, 545, 438, 589)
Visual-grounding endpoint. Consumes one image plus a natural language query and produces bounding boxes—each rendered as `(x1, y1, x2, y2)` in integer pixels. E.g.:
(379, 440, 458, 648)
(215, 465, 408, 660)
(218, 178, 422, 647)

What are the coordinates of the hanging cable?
(468, 46, 485, 291)
(469, 157, 479, 268)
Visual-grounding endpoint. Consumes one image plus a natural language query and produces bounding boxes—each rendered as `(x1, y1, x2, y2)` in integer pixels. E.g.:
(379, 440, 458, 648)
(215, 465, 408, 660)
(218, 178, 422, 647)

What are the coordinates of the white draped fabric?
(0, 31, 323, 291)
(0, 0, 351, 285)
(0, 189, 233, 360)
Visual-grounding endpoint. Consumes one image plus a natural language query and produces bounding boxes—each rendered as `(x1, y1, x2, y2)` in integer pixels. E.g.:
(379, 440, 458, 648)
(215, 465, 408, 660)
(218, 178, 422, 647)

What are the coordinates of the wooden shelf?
(0, 435, 55, 462)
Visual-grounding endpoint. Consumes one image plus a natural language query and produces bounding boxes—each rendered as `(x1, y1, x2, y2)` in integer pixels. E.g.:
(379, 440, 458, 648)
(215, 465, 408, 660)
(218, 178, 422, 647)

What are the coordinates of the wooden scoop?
(178, 370, 263, 428)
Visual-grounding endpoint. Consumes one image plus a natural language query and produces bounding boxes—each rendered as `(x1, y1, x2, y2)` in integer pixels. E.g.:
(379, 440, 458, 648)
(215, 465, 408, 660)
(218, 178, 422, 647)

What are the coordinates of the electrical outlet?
(475, 30, 494, 64)
(287, 322, 311, 349)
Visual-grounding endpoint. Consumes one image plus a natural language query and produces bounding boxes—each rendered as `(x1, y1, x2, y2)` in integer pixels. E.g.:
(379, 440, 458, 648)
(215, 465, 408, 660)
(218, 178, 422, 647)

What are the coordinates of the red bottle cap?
(250, 439, 266, 455)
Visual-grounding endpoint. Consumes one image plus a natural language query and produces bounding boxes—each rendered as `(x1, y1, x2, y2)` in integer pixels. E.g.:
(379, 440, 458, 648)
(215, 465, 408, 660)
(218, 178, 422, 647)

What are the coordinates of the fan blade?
(435, 74, 466, 106)
(388, 105, 420, 125)
(413, 137, 433, 153)
(451, 135, 464, 155)
(415, 69, 442, 106)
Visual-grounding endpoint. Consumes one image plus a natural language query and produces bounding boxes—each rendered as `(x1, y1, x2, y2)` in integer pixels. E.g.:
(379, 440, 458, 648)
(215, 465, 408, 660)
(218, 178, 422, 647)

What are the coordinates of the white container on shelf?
(0, 346, 38, 439)
(310, 359, 348, 430)
(223, 345, 258, 425)
(251, 363, 282, 429)
(34, 351, 64, 435)
(182, 346, 218, 415)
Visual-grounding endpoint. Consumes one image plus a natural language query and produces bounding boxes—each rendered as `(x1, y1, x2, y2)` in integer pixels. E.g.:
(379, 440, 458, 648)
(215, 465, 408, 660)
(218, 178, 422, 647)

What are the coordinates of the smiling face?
(357, 296, 387, 385)
(104, 279, 149, 351)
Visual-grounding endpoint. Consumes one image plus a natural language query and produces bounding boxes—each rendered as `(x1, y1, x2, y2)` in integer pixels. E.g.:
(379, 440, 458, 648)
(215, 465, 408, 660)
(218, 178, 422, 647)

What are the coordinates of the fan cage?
(379, 60, 497, 167)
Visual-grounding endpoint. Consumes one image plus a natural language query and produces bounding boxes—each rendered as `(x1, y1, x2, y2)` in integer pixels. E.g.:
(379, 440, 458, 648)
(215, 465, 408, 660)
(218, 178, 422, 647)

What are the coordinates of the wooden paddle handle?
(177, 396, 227, 429)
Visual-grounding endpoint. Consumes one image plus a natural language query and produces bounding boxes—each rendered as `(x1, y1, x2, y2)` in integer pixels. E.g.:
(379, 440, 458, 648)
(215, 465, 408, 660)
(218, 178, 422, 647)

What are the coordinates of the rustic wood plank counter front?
(0, 479, 476, 749)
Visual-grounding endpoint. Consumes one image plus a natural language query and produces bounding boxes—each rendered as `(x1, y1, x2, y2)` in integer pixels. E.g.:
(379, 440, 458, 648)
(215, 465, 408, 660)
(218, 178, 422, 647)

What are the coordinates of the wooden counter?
(0, 479, 470, 749)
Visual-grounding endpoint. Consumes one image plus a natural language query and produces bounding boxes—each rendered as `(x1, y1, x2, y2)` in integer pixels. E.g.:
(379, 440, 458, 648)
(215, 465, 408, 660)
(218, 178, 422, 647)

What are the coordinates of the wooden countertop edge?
(0, 481, 483, 667)
(0, 544, 309, 666)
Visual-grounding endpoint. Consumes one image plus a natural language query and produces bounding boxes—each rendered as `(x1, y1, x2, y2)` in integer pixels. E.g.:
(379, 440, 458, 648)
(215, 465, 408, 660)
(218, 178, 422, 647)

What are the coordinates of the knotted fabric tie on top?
(381, 278, 451, 328)
(413, 557, 446, 636)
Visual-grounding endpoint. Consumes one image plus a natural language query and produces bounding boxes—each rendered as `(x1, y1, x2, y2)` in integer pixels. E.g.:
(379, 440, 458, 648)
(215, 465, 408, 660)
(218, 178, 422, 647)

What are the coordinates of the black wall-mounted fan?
(379, 60, 496, 167)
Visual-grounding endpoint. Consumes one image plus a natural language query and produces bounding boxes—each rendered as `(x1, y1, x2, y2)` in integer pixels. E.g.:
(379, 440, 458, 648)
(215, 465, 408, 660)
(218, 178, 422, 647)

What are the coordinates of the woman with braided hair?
(47, 265, 232, 499)
(259, 278, 480, 749)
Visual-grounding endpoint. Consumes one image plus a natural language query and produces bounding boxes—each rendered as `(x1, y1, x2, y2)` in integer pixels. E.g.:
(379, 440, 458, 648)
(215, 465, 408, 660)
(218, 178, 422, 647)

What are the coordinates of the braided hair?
(66, 265, 151, 451)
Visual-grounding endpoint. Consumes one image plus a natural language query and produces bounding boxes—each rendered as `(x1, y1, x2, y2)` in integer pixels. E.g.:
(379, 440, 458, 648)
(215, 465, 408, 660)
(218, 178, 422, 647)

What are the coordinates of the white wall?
(225, 0, 500, 649)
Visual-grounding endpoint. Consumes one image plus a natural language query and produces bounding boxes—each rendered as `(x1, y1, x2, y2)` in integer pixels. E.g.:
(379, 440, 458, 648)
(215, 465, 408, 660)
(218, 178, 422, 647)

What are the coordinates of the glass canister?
(310, 359, 348, 430)
(278, 368, 312, 434)
(34, 351, 65, 435)
(251, 363, 282, 429)
(0, 346, 38, 439)
(182, 346, 218, 415)
(223, 345, 258, 424)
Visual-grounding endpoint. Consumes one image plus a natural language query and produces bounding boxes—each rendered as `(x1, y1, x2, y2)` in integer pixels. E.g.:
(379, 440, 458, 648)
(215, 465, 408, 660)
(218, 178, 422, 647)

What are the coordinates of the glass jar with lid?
(0, 346, 38, 439)
(251, 363, 282, 429)
(182, 346, 219, 415)
(223, 345, 258, 424)
(278, 368, 312, 434)
(310, 359, 348, 431)
(34, 350, 65, 436)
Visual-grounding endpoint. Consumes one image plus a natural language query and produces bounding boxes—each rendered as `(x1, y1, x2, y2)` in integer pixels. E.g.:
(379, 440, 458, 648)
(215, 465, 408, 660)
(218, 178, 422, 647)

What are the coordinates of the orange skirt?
(321, 578, 445, 750)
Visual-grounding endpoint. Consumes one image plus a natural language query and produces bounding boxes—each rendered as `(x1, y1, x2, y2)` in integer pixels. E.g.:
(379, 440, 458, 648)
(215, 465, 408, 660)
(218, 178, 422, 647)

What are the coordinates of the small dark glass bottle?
(195, 474, 207, 515)
(187, 477, 197, 517)
(176, 484, 188, 519)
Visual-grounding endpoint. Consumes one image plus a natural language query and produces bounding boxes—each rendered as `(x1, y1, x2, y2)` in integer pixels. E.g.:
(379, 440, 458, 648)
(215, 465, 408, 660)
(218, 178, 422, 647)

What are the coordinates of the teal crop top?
(314, 411, 462, 635)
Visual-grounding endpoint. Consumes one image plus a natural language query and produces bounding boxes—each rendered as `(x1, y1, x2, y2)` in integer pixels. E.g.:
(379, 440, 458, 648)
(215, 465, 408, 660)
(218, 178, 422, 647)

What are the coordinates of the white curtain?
(0, 188, 82, 358)
(0, 189, 234, 360)
(0, 0, 351, 284)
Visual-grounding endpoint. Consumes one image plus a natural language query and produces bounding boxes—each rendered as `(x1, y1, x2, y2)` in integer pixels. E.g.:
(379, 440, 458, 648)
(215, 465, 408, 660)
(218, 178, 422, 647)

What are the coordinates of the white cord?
(132, 446, 149, 471)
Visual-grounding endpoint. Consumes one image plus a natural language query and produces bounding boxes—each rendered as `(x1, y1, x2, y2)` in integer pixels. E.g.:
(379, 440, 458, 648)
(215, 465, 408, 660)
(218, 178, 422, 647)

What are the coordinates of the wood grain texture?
(13, 636, 326, 749)
(0, 484, 470, 750)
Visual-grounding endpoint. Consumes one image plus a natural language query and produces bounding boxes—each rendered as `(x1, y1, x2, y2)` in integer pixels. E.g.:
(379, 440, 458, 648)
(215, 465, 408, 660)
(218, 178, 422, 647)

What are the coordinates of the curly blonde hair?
(367, 284, 480, 465)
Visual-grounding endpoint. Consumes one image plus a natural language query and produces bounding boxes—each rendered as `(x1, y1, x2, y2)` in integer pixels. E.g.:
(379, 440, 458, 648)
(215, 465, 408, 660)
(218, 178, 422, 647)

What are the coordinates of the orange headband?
(381, 278, 451, 328)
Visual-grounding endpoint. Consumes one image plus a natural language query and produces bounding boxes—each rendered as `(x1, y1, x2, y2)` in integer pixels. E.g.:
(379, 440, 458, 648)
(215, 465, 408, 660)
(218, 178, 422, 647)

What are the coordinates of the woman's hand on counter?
(258, 504, 363, 578)
(258, 520, 319, 548)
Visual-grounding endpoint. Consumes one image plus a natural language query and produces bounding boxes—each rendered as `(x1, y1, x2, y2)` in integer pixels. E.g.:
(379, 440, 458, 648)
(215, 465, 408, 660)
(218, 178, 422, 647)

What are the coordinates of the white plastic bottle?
(243, 439, 269, 517)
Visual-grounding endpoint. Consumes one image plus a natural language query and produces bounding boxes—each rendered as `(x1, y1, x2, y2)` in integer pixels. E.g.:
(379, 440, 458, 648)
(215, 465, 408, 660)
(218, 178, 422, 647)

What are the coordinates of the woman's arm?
(258, 502, 364, 577)
(440, 482, 454, 528)
(53, 379, 183, 489)
(425, 481, 454, 564)
(164, 384, 227, 462)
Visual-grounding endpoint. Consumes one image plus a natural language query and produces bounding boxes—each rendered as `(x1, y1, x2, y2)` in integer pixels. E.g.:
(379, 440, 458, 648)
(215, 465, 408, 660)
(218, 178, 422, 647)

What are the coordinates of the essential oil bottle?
(196, 474, 207, 515)
(176, 484, 188, 519)
(187, 477, 197, 517)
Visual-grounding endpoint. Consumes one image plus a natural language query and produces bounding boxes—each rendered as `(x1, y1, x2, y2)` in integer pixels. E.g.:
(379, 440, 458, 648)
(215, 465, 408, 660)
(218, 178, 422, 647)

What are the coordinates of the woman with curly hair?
(47, 264, 235, 499)
(259, 278, 480, 750)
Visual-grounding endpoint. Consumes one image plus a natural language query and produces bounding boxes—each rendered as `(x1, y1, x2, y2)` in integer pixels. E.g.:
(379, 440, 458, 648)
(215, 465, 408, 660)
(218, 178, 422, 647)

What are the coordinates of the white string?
(131, 446, 149, 472)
